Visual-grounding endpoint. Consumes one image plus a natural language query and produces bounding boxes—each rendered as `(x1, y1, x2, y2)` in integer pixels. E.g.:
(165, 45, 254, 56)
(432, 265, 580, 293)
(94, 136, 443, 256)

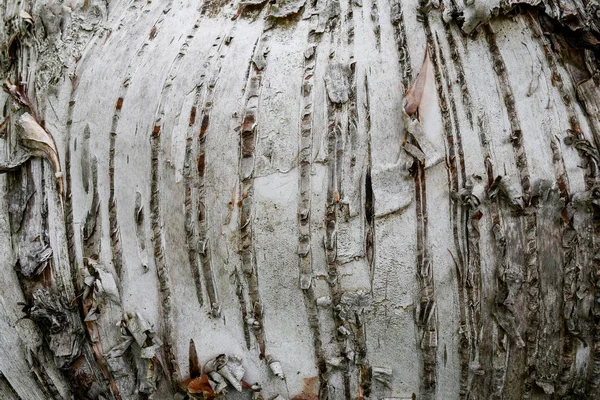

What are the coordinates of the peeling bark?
(2, 0, 600, 399)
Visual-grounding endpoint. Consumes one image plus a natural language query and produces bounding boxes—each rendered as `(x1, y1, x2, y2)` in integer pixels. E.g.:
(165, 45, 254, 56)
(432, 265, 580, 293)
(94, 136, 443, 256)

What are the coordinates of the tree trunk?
(1, 0, 599, 399)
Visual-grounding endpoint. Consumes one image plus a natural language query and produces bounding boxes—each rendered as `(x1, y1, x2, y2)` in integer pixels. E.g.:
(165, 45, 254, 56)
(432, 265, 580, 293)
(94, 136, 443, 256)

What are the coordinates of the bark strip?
(413, 146, 436, 399)
(147, 9, 203, 389)
(297, 9, 328, 398)
(369, 0, 381, 49)
(107, 0, 176, 283)
(184, 30, 232, 315)
(483, 24, 540, 397)
(325, 91, 351, 400)
(478, 116, 512, 400)
(443, 24, 473, 127)
(237, 34, 270, 358)
(389, 0, 412, 90)
(421, 17, 467, 398)
(149, 124, 180, 389)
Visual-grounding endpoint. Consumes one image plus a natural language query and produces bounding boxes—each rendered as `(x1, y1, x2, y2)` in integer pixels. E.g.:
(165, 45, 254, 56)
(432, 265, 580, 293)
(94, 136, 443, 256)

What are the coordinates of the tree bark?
(1, 0, 599, 399)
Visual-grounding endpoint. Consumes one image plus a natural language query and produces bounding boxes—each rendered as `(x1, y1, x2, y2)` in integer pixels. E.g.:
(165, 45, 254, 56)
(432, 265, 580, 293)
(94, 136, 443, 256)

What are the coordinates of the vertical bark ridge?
(147, 5, 201, 390)
(389, 0, 412, 90)
(344, 4, 371, 397)
(550, 137, 579, 396)
(364, 76, 375, 293)
(413, 145, 436, 399)
(483, 24, 540, 398)
(369, 0, 381, 50)
(421, 17, 464, 398)
(443, 23, 473, 128)
(297, 8, 328, 398)
(232, 35, 262, 352)
(150, 123, 180, 390)
(64, 74, 81, 294)
(392, 7, 437, 399)
(80, 159, 127, 400)
(237, 30, 271, 359)
(437, 24, 485, 395)
(322, 2, 354, 397)
(197, 32, 233, 318)
(325, 96, 350, 400)
(184, 85, 205, 309)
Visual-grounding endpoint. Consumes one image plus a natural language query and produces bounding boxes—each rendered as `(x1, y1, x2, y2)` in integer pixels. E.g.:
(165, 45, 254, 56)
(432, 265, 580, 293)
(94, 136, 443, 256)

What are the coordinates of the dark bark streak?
(364, 76, 375, 295)
(412, 151, 436, 399)
(370, 0, 381, 50)
(108, 98, 124, 283)
(325, 98, 351, 400)
(389, 0, 412, 90)
(149, 125, 180, 390)
(478, 118, 510, 399)
(443, 23, 473, 128)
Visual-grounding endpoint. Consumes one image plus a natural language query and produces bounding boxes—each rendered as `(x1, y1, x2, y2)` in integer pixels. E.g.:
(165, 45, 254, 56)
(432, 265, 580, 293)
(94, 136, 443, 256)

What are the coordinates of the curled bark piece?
(3, 78, 32, 109)
(17, 112, 63, 195)
(18, 243, 53, 278)
(209, 371, 228, 393)
(403, 142, 426, 163)
(268, 358, 285, 379)
(268, 0, 307, 18)
(185, 374, 215, 397)
(404, 49, 430, 116)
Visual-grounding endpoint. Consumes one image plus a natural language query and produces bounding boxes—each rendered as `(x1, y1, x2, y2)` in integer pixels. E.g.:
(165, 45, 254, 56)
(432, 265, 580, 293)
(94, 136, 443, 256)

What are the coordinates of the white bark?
(1, 0, 599, 399)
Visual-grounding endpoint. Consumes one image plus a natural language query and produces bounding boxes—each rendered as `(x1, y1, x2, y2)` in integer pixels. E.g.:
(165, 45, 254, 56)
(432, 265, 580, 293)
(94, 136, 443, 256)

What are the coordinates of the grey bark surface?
(1, 0, 599, 399)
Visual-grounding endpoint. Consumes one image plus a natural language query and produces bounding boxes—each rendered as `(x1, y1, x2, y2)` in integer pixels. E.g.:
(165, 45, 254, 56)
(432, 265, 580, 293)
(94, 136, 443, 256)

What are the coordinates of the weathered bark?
(1, 0, 599, 399)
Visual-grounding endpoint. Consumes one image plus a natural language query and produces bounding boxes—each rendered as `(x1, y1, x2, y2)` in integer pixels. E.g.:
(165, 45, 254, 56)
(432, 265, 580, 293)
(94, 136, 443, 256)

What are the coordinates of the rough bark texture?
(1, 0, 599, 399)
